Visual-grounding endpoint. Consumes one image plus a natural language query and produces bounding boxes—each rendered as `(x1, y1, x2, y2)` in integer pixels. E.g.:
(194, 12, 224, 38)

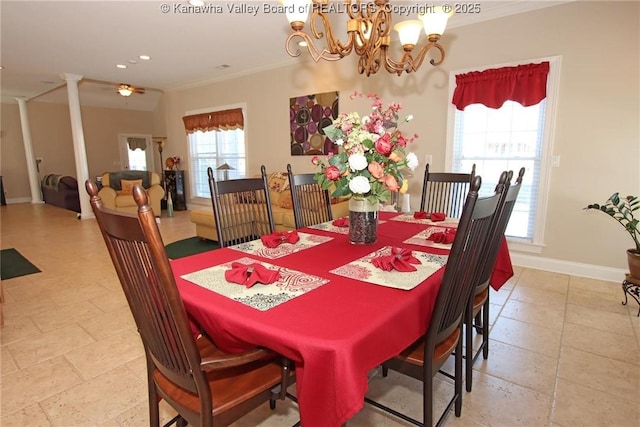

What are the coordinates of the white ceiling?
(1, 0, 569, 111)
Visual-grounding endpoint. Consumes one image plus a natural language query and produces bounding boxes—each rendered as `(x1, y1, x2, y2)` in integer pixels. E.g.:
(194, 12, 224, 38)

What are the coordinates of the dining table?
(171, 211, 514, 427)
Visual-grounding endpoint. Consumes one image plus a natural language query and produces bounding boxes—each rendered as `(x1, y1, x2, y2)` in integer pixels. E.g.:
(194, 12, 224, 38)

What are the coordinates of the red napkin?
(413, 211, 446, 221)
(413, 211, 428, 219)
(371, 247, 422, 272)
(429, 212, 446, 222)
(224, 262, 280, 288)
(332, 218, 349, 227)
(260, 231, 300, 248)
(428, 228, 456, 244)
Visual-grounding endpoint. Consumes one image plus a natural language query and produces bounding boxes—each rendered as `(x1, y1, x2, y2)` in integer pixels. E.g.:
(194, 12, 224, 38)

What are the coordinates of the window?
(183, 106, 246, 200)
(447, 57, 560, 250)
(187, 129, 246, 198)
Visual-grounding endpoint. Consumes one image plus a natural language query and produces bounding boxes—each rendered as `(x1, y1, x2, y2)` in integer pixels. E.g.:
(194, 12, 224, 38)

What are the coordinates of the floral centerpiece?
(312, 92, 419, 204)
(312, 92, 419, 244)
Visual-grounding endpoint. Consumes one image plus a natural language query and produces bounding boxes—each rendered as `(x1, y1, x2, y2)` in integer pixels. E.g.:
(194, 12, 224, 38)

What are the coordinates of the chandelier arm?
(286, 32, 344, 62)
(382, 42, 446, 75)
(310, 6, 355, 57)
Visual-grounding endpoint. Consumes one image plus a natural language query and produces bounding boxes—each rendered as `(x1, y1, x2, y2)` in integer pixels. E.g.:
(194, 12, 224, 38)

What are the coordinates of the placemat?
(389, 213, 459, 228)
(181, 257, 329, 311)
(329, 246, 448, 290)
(308, 219, 387, 235)
(403, 226, 458, 249)
(229, 232, 333, 259)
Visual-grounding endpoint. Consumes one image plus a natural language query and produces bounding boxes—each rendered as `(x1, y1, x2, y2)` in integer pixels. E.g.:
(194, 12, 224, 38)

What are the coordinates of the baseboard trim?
(510, 252, 626, 283)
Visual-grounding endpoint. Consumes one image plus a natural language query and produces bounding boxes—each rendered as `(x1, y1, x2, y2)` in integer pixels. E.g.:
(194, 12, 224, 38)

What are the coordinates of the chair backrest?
(85, 180, 210, 399)
(419, 163, 476, 218)
(425, 175, 503, 349)
(286, 164, 333, 229)
(476, 167, 526, 291)
(207, 165, 275, 247)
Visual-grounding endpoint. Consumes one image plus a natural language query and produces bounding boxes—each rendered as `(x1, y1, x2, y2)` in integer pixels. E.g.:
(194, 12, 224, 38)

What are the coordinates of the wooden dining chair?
(286, 164, 333, 229)
(365, 175, 503, 427)
(207, 165, 275, 248)
(419, 163, 476, 219)
(85, 180, 292, 427)
(465, 167, 525, 392)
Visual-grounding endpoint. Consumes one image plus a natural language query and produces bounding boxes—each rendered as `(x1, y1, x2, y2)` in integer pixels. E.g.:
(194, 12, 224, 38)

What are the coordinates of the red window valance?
(452, 62, 550, 111)
(182, 108, 244, 134)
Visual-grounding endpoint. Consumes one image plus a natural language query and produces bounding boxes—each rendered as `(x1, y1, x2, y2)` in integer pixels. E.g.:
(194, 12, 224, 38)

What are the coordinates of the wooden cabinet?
(163, 170, 187, 211)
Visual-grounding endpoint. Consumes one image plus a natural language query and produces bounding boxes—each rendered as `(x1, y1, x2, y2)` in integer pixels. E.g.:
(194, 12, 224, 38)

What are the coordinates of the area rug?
(1, 248, 41, 280)
(165, 237, 220, 260)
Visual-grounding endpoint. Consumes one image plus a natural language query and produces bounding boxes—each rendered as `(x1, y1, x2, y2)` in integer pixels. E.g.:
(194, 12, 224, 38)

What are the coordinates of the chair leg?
(465, 304, 474, 393)
(423, 370, 433, 427)
(482, 296, 490, 360)
(455, 336, 463, 417)
(148, 383, 160, 427)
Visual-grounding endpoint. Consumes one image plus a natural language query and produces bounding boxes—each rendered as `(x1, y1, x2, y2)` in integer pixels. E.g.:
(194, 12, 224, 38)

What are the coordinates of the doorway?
(118, 134, 154, 171)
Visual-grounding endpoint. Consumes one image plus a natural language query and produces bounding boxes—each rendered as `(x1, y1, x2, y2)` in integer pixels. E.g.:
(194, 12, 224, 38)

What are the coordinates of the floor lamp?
(216, 163, 234, 181)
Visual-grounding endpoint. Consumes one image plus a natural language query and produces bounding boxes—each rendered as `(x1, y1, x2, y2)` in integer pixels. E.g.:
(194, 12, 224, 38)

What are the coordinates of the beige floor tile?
(48, 283, 112, 307)
(551, 378, 640, 427)
(500, 298, 566, 331)
(557, 347, 639, 400)
(124, 355, 148, 381)
(569, 275, 621, 294)
(7, 324, 96, 369)
(562, 322, 640, 365)
(30, 300, 105, 333)
(1, 403, 52, 427)
(77, 306, 137, 341)
(40, 365, 147, 427)
(1, 345, 18, 375)
(490, 316, 562, 357)
(455, 371, 553, 426)
(476, 340, 558, 395)
(64, 329, 145, 380)
(114, 399, 179, 427)
(488, 286, 512, 306)
(4, 279, 71, 302)
(1, 356, 83, 415)
(565, 303, 635, 337)
(0, 315, 41, 345)
(87, 289, 129, 313)
(509, 285, 567, 311)
(2, 294, 60, 321)
(516, 268, 570, 294)
(568, 285, 632, 316)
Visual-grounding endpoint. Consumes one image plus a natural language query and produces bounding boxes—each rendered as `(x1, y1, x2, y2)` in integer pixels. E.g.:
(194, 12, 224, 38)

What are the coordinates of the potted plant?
(585, 193, 640, 278)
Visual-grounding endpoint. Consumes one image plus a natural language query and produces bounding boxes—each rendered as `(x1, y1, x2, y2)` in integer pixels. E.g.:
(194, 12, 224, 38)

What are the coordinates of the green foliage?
(585, 193, 640, 252)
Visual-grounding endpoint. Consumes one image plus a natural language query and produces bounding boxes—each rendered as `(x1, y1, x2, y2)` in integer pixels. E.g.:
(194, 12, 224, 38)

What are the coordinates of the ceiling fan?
(117, 83, 145, 97)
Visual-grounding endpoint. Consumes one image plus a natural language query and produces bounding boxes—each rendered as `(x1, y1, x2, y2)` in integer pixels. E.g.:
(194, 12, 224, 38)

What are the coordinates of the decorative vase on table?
(349, 198, 379, 245)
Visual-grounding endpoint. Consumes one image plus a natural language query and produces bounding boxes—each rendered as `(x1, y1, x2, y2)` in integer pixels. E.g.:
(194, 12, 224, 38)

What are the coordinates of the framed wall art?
(290, 91, 339, 156)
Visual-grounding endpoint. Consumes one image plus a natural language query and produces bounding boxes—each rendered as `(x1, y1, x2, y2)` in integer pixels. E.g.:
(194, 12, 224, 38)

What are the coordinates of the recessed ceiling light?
(0, 66, 3, 70)
(216, 64, 231, 70)
(128, 59, 138, 64)
(139, 55, 151, 60)
(116, 64, 127, 69)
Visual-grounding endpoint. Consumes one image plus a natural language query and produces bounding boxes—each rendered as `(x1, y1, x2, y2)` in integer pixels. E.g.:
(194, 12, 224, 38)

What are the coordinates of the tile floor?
(1, 203, 639, 426)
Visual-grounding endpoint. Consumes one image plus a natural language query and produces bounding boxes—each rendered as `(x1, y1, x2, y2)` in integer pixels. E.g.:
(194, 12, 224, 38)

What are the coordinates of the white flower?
(348, 153, 368, 171)
(405, 114, 414, 122)
(349, 176, 371, 194)
(336, 138, 344, 146)
(406, 152, 419, 171)
(361, 115, 370, 125)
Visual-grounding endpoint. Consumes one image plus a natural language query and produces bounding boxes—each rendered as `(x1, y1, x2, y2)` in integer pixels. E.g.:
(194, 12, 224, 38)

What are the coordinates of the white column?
(15, 97, 43, 204)
(63, 73, 94, 219)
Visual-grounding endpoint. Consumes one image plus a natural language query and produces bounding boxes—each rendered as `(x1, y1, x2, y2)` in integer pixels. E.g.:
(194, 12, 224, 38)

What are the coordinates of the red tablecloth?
(171, 212, 513, 427)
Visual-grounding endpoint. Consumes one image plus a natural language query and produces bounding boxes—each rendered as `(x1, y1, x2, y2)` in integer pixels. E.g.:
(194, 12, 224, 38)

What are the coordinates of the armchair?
(98, 171, 165, 215)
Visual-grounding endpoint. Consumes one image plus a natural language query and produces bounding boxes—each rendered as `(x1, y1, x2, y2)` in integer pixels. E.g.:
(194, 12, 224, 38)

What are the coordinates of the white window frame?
(445, 55, 561, 253)
(185, 103, 248, 206)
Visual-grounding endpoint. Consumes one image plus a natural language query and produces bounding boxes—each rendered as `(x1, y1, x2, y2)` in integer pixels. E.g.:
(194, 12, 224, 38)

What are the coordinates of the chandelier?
(284, 0, 453, 76)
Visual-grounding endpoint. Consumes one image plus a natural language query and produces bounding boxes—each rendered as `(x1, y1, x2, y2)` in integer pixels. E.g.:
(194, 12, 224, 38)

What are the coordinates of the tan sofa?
(190, 171, 349, 241)
(98, 171, 165, 215)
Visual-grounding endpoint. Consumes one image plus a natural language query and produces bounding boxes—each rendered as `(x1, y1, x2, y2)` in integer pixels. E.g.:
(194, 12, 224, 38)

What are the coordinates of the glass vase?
(349, 197, 379, 245)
